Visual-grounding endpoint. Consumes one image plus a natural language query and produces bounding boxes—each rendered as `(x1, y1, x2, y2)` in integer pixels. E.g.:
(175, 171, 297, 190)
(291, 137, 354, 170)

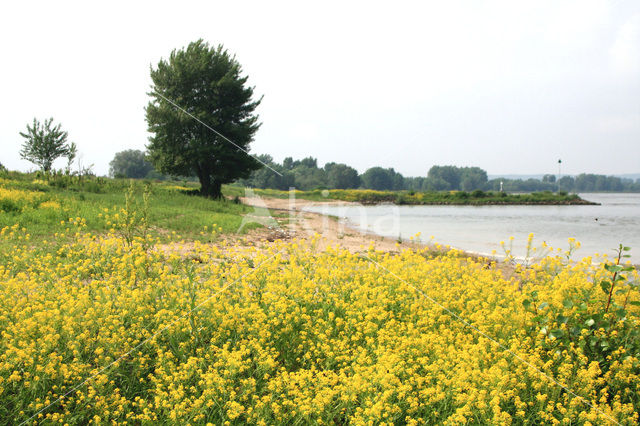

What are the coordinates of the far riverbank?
(225, 186, 597, 206)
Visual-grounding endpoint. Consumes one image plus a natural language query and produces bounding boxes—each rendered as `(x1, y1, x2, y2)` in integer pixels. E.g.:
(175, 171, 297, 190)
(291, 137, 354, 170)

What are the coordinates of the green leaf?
(585, 318, 595, 327)
(605, 264, 623, 273)
(600, 280, 611, 294)
(557, 315, 569, 324)
(550, 329, 564, 339)
(562, 299, 574, 309)
(522, 299, 531, 309)
(623, 246, 631, 251)
(538, 302, 549, 310)
(629, 301, 640, 306)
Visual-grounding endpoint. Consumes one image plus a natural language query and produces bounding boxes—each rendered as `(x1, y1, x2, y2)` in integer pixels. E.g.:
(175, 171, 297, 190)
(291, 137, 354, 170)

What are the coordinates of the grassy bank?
(0, 172, 260, 242)
(224, 186, 596, 205)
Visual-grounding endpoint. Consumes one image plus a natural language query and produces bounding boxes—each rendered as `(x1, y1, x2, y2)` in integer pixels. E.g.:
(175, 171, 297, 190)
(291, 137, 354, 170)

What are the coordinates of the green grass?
(0, 172, 261, 243)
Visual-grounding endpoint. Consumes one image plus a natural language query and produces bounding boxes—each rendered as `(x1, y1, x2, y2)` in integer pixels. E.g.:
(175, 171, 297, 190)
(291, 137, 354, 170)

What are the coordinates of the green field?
(0, 172, 261, 244)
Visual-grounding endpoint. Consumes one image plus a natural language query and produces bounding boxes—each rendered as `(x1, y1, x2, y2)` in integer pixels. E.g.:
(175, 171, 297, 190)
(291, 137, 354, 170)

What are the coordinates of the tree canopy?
(325, 163, 360, 189)
(19, 118, 74, 172)
(360, 167, 404, 191)
(426, 165, 488, 191)
(109, 150, 154, 178)
(146, 40, 262, 198)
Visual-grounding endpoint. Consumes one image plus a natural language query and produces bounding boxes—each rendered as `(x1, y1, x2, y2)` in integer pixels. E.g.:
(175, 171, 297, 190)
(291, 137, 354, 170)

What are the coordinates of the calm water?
(305, 193, 640, 263)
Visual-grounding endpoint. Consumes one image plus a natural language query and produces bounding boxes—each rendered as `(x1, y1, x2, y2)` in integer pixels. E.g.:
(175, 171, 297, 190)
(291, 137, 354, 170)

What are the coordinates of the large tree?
(19, 118, 74, 172)
(146, 40, 262, 198)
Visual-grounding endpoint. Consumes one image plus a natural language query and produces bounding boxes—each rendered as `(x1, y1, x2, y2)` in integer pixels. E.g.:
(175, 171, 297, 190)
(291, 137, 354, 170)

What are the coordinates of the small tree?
(109, 149, 154, 178)
(66, 142, 77, 173)
(19, 118, 74, 172)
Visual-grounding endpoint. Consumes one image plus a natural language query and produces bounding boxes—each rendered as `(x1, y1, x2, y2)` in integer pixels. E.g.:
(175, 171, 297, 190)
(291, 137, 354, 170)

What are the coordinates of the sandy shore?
(159, 195, 509, 278)
(237, 195, 427, 253)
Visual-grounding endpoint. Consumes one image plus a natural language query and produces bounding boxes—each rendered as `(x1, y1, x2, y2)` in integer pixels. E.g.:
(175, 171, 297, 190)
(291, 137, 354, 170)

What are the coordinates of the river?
(304, 193, 640, 264)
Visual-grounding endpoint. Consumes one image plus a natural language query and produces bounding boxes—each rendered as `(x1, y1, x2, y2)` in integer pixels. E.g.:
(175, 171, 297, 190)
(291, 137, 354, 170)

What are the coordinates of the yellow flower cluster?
(0, 186, 45, 213)
(38, 200, 61, 210)
(162, 185, 195, 192)
(0, 223, 638, 424)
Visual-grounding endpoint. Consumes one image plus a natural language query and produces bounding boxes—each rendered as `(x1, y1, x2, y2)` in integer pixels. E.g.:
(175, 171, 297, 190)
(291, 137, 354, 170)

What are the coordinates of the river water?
(304, 193, 640, 264)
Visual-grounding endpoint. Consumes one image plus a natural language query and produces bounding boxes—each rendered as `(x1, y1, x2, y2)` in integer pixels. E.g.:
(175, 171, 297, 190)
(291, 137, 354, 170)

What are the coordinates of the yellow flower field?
(0, 186, 45, 213)
(0, 220, 639, 424)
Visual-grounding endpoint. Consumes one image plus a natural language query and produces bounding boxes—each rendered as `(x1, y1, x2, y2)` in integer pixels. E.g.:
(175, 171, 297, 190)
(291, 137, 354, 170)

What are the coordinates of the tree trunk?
(198, 173, 222, 199)
(210, 180, 222, 199)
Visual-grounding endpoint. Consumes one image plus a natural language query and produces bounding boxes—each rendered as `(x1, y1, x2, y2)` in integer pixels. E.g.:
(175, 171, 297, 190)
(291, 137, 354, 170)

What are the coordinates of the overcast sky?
(1, 0, 638, 177)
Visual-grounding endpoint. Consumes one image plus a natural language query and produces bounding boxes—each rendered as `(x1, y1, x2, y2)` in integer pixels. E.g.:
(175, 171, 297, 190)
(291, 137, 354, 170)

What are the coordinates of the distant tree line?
(235, 155, 361, 190)
(108, 149, 188, 181)
(108, 150, 640, 193)
(485, 174, 640, 193)
(238, 156, 640, 193)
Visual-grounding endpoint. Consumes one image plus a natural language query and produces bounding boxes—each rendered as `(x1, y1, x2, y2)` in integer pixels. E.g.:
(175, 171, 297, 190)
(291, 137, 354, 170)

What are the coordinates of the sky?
(1, 0, 639, 177)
